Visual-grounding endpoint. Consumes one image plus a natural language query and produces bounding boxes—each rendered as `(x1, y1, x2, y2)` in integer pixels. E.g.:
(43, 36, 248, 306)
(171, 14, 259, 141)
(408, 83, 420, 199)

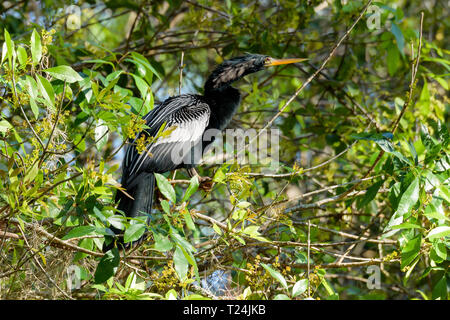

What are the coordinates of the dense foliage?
(0, 0, 448, 300)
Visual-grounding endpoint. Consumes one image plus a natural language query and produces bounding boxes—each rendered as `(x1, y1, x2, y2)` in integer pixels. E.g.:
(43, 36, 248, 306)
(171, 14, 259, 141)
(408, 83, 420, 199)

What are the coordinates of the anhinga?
(104, 54, 305, 251)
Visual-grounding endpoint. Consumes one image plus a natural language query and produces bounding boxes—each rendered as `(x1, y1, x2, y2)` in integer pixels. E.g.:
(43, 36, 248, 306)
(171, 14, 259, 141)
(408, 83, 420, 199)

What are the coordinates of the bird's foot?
(198, 175, 214, 192)
(187, 168, 214, 192)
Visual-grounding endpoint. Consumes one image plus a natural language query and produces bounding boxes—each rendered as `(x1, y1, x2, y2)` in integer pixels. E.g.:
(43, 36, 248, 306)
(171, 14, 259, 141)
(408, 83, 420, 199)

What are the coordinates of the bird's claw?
(197, 175, 212, 183)
(187, 168, 214, 192)
(197, 175, 214, 192)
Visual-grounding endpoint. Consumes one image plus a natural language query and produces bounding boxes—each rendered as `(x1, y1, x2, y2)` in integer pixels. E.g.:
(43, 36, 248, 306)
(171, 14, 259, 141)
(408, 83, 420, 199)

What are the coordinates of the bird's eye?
(264, 57, 272, 65)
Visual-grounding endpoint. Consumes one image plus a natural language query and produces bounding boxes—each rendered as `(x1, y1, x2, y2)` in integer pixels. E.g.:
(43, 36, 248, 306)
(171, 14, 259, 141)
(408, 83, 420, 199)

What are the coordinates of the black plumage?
(104, 54, 305, 251)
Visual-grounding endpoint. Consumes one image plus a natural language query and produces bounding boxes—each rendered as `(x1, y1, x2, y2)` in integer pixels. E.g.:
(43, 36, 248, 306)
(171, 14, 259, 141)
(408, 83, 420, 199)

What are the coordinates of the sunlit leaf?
(261, 263, 288, 289)
(124, 223, 146, 243)
(44, 65, 83, 83)
(31, 29, 42, 66)
(155, 173, 176, 203)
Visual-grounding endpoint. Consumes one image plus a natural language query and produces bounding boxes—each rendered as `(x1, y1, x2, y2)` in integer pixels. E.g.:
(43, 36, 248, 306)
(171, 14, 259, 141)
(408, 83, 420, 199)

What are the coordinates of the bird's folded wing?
(122, 95, 210, 186)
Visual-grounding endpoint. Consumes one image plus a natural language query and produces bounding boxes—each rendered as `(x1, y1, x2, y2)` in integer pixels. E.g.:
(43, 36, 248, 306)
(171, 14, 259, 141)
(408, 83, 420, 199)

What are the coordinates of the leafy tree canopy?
(0, 0, 448, 300)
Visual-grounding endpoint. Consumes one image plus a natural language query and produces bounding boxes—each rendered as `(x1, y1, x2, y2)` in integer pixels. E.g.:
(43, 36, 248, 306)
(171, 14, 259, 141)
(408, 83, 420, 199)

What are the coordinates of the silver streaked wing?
(123, 97, 210, 185)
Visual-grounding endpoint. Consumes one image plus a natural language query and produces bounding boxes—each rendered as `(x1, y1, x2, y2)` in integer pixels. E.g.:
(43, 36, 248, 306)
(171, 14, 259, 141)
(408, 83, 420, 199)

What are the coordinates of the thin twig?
(307, 220, 311, 297)
(179, 51, 185, 95)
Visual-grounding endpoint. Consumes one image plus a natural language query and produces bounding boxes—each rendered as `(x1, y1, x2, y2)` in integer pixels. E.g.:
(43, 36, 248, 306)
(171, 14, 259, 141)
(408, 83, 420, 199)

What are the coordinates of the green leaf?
(242, 225, 268, 242)
(124, 223, 146, 243)
(424, 201, 448, 221)
(107, 215, 125, 231)
(426, 226, 450, 240)
(395, 177, 420, 217)
(212, 167, 226, 184)
(384, 177, 420, 236)
(431, 241, 447, 262)
(152, 231, 173, 252)
(62, 226, 96, 240)
(320, 277, 336, 296)
(358, 180, 383, 208)
(83, 59, 115, 69)
(25, 76, 39, 119)
(171, 232, 196, 254)
(29, 97, 39, 120)
(95, 119, 109, 151)
(130, 52, 161, 80)
(44, 65, 83, 83)
(155, 173, 176, 203)
(431, 75, 449, 90)
(390, 23, 405, 54)
(182, 294, 211, 300)
(24, 162, 39, 183)
(25, 75, 38, 99)
(351, 131, 393, 141)
(4, 29, 14, 67)
(422, 57, 450, 74)
(351, 132, 410, 164)
(376, 139, 410, 164)
(173, 246, 189, 280)
(172, 235, 200, 282)
(416, 290, 429, 300)
(35, 74, 55, 110)
(401, 235, 421, 269)
(182, 209, 196, 231)
(212, 223, 222, 235)
(390, 222, 424, 230)
(31, 29, 42, 66)
(292, 279, 308, 297)
(92, 206, 108, 225)
(237, 201, 251, 209)
(0, 119, 12, 135)
(129, 74, 153, 115)
(17, 46, 27, 67)
(387, 44, 400, 76)
(231, 234, 245, 245)
(261, 263, 288, 289)
(166, 289, 177, 300)
(1, 42, 7, 65)
(439, 185, 450, 204)
(325, 293, 339, 300)
(432, 275, 447, 300)
(105, 70, 123, 83)
(94, 248, 120, 283)
(160, 199, 171, 215)
(273, 294, 291, 300)
(131, 74, 150, 98)
(182, 175, 199, 202)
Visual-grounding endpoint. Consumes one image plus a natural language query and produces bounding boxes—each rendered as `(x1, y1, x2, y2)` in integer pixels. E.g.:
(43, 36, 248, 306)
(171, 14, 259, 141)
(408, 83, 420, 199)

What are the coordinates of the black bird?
(104, 54, 305, 251)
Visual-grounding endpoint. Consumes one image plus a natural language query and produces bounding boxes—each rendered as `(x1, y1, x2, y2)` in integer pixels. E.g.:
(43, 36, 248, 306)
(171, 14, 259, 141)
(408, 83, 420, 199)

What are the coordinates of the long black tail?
(103, 172, 155, 252)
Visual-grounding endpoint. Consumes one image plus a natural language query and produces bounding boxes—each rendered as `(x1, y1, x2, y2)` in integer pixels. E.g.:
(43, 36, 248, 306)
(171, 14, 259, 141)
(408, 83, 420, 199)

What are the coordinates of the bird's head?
(206, 54, 307, 91)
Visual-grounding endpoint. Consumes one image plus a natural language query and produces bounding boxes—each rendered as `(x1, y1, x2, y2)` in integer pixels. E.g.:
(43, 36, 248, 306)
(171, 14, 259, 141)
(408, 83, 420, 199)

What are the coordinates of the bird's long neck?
(203, 67, 245, 130)
(204, 86, 241, 130)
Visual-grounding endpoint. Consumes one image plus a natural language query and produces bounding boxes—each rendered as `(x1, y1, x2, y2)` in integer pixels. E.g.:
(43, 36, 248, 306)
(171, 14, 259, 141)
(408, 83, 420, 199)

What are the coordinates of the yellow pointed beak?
(264, 57, 308, 67)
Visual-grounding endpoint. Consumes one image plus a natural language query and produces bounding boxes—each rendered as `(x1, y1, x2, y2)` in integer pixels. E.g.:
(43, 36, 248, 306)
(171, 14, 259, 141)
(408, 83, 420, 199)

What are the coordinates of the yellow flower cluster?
(383, 251, 398, 262)
(308, 268, 322, 288)
(35, 117, 53, 139)
(150, 261, 180, 293)
(245, 255, 272, 291)
(125, 114, 146, 140)
(41, 29, 56, 55)
(135, 135, 154, 155)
